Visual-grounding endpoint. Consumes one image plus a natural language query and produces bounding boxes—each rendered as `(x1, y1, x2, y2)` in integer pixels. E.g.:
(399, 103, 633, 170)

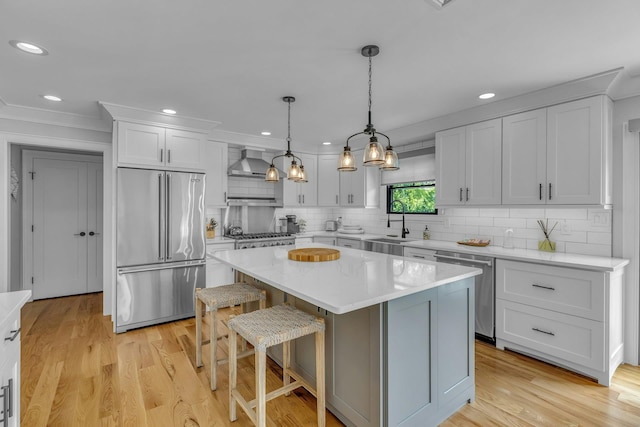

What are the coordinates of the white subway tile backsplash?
(544, 208, 588, 220)
(509, 208, 545, 218)
(588, 232, 612, 245)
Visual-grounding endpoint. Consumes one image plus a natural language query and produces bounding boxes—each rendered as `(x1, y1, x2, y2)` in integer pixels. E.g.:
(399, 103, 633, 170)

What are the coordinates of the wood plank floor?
(20, 293, 640, 426)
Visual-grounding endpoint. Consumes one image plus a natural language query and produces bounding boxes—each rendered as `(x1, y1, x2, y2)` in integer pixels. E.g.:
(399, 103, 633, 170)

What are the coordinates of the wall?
(9, 146, 21, 291)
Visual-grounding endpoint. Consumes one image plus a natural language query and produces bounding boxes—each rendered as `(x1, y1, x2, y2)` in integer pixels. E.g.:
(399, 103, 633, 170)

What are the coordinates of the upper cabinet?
(205, 141, 228, 207)
(503, 96, 612, 205)
(317, 154, 340, 207)
(436, 118, 502, 206)
(281, 153, 318, 207)
(339, 154, 380, 208)
(117, 121, 207, 172)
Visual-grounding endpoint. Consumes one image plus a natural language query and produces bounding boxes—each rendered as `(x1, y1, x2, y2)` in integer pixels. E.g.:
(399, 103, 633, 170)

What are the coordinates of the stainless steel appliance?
(325, 220, 338, 231)
(286, 215, 299, 233)
(228, 232, 295, 249)
(116, 168, 206, 333)
(434, 250, 495, 342)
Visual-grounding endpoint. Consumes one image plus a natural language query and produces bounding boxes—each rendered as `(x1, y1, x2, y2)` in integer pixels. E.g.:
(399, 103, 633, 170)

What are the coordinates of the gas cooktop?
(226, 232, 293, 240)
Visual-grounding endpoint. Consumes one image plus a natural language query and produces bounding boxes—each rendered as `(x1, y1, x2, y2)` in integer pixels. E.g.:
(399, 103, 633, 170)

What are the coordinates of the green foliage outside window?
(387, 181, 437, 214)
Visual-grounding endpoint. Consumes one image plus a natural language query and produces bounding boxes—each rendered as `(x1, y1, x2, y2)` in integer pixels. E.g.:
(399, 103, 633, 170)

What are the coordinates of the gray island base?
(215, 244, 481, 426)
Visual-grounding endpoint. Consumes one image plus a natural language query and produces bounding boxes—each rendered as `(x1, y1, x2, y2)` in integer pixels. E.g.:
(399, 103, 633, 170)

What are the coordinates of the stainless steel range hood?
(226, 195, 282, 207)
(228, 149, 284, 178)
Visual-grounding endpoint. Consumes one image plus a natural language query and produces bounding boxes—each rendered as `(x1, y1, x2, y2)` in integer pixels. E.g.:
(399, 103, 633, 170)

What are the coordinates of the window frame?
(386, 180, 438, 215)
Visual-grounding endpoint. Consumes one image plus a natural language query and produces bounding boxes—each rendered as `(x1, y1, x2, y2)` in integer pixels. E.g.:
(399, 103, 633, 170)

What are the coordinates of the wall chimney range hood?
(228, 149, 284, 178)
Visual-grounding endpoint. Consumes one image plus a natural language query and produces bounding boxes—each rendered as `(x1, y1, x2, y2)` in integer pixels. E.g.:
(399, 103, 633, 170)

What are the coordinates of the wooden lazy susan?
(288, 248, 341, 262)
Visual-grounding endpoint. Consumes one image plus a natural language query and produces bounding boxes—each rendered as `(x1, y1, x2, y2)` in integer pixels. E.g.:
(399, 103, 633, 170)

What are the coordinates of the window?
(387, 180, 437, 214)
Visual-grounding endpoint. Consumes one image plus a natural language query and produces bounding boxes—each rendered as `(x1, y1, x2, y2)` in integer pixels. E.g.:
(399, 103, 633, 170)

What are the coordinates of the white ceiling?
(1, 0, 640, 152)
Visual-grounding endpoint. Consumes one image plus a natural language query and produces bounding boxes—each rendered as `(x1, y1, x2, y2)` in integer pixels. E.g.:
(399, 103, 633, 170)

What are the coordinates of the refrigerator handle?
(158, 173, 164, 261)
(166, 173, 172, 260)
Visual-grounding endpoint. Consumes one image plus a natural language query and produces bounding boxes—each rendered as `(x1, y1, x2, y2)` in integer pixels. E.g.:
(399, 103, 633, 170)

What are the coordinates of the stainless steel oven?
(434, 250, 495, 342)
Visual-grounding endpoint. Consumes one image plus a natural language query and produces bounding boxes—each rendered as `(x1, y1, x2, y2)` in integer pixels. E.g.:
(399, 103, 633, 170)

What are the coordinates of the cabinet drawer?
(403, 247, 437, 261)
(496, 299, 604, 371)
(496, 260, 604, 321)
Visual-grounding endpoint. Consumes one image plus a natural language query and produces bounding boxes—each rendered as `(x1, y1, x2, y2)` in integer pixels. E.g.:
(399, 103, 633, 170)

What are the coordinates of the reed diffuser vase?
(537, 219, 558, 252)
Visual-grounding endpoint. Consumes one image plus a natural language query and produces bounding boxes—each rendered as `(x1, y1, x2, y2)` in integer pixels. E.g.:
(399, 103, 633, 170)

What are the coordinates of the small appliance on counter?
(325, 220, 338, 231)
(286, 215, 299, 233)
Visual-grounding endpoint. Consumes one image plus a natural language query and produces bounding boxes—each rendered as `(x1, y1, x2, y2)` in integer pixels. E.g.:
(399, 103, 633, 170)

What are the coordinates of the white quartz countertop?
(0, 290, 31, 325)
(213, 244, 481, 314)
(297, 231, 628, 272)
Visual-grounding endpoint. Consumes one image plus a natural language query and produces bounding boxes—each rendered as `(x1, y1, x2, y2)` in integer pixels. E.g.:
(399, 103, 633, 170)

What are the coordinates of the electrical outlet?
(592, 213, 610, 227)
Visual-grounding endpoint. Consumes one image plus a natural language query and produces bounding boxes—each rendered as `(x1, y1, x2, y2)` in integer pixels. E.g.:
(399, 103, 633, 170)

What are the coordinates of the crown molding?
(99, 102, 221, 134)
(0, 100, 111, 132)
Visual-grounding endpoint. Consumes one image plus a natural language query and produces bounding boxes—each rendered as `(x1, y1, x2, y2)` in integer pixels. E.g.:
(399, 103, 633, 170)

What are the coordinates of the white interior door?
(23, 151, 103, 300)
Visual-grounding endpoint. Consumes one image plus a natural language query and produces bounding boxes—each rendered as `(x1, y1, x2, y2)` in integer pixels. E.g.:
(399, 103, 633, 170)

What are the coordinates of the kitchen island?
(214, 244, 482, 427)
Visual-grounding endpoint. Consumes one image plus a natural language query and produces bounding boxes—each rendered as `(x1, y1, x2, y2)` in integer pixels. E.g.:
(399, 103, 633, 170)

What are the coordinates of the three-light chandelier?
(338, 45, 399, 172)
(265, 96, 307, 183)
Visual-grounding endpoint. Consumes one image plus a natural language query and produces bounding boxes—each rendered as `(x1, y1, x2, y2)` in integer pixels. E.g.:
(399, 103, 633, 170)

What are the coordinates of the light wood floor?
(20, 293, 640, 426)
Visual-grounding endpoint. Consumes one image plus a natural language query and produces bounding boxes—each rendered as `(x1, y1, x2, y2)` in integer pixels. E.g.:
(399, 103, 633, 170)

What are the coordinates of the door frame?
(0, 133, 113, 315)
(21, 150, 103, 297)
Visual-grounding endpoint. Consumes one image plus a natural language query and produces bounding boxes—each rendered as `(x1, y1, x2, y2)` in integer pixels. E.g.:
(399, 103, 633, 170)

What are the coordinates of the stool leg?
(195, 295, 203, 367)
(256, 349, 267, 427)
(210, 308, 218, 390)
(282, 340, 291, 396)
(240, 302, 248, 352)
(229, 327, 238, 422)
(316, 328, 326, 427)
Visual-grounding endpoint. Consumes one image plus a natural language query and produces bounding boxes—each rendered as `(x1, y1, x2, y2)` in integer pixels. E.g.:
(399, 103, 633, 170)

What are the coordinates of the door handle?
(4, 329, 20, 342)
(168, 149, 171, 164)
(302, 194, 305, 204)
(335, 195, 338, 204)
(459, 188, 463, 202)
(466, 187, 469, 201)
(88, 231, 100, 236)
(158, 173, 164, 261)
(166, 173, 172, 260)
(539, 183, 542, 200)
(160, 148, 163, 163)
(74, 232, 86, 236)
(532, 327, 555, 336)
(549, 183, 552, 200)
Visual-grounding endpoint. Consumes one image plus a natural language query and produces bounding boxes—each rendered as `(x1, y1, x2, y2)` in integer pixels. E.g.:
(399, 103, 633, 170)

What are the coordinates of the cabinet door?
(317, 155, 340, 206)
(339, 163, 364, 206)
(502, 109, 547, 204)
(165, 129, 207, 171)
(117, 122, 165, 167)
(435, 126, 466, 206)
(298, 153, 318, 206)
(547, 96, 604, 205)
(205, 141, 228, 207)
(465, 118, 502, 205)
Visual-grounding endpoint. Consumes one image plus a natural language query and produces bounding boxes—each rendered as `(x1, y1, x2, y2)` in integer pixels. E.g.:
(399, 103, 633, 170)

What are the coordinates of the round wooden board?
(288, 248, 341, 262)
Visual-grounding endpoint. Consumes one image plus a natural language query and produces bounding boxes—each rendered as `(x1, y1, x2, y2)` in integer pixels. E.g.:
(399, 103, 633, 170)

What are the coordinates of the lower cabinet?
(495, 259, 624, 385)
(205, 242, 235, 287)
(313, 236, 336, 246)
(335, 237, 362, 250)
(1, 310, 21, 427)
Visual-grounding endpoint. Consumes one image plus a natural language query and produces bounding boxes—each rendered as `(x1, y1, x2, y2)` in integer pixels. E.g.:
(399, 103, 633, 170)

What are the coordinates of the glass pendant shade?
(338, 147, 357, 171)
(363, 137, 385, 166)
(298, 165, 308, 182)
(381, 147, 399, 170)
(265, 164, 280, 182)
(288, 160, 301, 180)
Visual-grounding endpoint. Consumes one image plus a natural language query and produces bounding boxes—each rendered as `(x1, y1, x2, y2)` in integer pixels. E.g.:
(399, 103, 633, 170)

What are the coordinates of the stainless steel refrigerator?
(116, 167, 206, 333)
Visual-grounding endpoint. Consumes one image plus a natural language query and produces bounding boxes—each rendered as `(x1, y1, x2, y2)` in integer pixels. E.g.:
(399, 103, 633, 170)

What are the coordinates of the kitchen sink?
(363, 238, 406, 256)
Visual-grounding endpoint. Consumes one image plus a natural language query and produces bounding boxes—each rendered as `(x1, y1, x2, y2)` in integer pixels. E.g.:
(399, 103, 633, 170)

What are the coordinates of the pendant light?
(338, 45, 399, 172)
(265, 96, 307, 183)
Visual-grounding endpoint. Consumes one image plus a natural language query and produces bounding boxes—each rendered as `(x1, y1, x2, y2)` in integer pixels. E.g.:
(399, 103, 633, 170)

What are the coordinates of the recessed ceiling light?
(322, 141, 332, 145)
(261, 131, 271, 136)
(9, 40, 49, 55)
(162, 109, 177, 115)
(479, 92, 495, 100)
(42, 95, 62, 102)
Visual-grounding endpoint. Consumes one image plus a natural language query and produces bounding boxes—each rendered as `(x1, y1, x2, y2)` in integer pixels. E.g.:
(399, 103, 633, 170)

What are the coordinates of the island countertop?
(213, 243, 481, 314)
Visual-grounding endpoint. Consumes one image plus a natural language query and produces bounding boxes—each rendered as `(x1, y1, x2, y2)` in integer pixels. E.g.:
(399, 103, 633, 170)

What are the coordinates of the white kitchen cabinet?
(295, 236, 313, 245)
(313, 236, 336, 246)
(339, 155, 380, 208)
(205, 242, 235, 287)
(0, 292, 29, 427)
(435, 118, 502, 206)
(281, 153, 317, 206)
(502, 96, 612, 205)
(205, 141, 228, 207)
(117, 121, 207, 172)
(495, 259, 623, 385)
(317, 154, 340, 206)
(336, 237, 362, 250)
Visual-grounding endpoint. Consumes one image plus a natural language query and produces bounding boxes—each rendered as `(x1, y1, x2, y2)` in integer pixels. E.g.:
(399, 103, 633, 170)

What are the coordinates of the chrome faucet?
(390, 199, 409, 238)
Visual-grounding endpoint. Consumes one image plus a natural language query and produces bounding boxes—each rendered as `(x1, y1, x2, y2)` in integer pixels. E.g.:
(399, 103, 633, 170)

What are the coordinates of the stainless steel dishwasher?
(434, 250, 495, 342)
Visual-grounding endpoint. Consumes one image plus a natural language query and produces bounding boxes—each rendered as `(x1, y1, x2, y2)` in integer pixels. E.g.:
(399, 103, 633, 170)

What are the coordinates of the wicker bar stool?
(195, 283, 266, 390)
(228, 304, 326, 427)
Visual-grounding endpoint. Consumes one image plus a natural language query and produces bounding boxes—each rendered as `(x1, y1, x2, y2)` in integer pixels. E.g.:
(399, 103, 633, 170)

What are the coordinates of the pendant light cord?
(286, 98, 292, 152)
(368, 55, 373, 123)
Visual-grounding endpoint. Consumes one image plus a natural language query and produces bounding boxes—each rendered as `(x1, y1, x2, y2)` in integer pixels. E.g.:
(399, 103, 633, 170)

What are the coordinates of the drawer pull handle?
(4, 329, 20, 342)
(532, 327, 555, 336)
(412, 255, 425, 259)
(532, 284, 555, 291)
